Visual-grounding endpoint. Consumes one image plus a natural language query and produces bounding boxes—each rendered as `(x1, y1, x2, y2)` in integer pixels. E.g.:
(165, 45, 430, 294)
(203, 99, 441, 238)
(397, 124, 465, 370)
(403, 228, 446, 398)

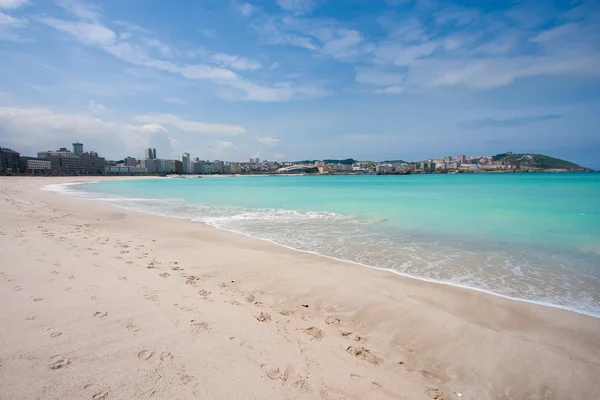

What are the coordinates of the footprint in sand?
(190, 320, 209, 334)
(137, 349, 155, 360)
(425, 387, 445, 400)
(127, 323, 141, 332)
(346, 346, 383, 365)
(159, 272, 170, 278)
(198, 289, 210, 297)
(160, 352, 174, 361)
(325, 316, 341, 327)
(92, 392, 108, 400)
(341, 331, 362, 341)
(33, 297, 43, 302)
(50, 331, 63, 338)
(304, 327, 324, 340)
(14, 286, 23, 292)
(144, 293, 158, 302)
(261, 364, 289, 382)
(48, 355, 70, 370)
(254, 312, 271, 323)
(51, 270, 59, 275)
(93, 311, 108, 318)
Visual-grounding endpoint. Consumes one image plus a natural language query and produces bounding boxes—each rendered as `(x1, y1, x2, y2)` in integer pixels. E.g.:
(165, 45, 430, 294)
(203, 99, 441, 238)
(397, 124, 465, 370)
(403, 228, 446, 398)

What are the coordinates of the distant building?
(457, 155, 466, 164)
(19, 157, 51, 173)
(212, 160, 224, 174)
(443, 155, 453, 162)
(140, 158, 158, 173)
(105, 166, 147, 175)
(145, 148, 156, 160)
(332, 164, 352, 172)
(376, 164, 394, 174)
(38, 145, 105, 174)
(124, 157, 137, 166)
(0, 147, 20, 173)
(72, 142, 84, 154)
(180, 152, 191, 174)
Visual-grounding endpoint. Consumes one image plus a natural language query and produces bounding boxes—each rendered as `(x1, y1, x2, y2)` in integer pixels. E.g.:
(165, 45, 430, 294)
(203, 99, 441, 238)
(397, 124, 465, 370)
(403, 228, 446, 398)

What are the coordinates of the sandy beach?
(1, 176, 599, 400)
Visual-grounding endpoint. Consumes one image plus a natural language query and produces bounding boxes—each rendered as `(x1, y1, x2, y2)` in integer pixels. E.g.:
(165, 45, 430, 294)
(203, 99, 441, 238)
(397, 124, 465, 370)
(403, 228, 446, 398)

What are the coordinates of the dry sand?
(0, 176, 599, 400)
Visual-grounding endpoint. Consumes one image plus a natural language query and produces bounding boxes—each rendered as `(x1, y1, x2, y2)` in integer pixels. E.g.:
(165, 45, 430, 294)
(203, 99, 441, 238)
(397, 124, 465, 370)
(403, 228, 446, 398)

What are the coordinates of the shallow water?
(47, 173, 600, 317)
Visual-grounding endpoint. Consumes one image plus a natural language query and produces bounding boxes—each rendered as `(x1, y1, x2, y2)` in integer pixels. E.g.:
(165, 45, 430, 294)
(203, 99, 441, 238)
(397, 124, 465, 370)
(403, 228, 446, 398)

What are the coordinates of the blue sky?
(0, 0, 599, 167)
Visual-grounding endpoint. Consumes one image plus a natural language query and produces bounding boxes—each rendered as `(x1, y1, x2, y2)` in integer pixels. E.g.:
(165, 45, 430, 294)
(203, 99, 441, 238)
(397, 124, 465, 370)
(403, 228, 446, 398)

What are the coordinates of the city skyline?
(0, 1, 599, 168)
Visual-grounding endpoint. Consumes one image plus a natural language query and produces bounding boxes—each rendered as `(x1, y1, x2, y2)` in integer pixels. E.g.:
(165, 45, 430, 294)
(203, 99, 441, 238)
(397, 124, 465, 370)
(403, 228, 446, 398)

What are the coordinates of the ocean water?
(47, 173, 600, 317)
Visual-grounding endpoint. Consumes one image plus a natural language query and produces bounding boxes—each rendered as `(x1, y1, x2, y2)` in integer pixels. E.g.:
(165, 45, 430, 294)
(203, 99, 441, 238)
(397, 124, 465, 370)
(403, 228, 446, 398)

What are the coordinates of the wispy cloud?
(0, 0, 29, 10)
(133, 113, 245, 135)
(216, 140, 234, 149)
(87, 100, 107, 114)
(211, 53, 261, 71)
(56, 0, 102, 20)
(0, 1, 29, 42)
(236, 2, 257, 16)
(39, 13, 324, 102)
(458, 115, 562, 130)
(0, 106, 163, 157)
(257, 136, 280, 145)
(165, 97, 187, 105)
(277, 0, 321, 15)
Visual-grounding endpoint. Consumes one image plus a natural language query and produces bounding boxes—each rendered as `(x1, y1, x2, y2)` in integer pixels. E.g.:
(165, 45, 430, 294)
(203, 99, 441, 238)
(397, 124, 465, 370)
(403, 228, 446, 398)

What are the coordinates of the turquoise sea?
(49, 173, 600, 317)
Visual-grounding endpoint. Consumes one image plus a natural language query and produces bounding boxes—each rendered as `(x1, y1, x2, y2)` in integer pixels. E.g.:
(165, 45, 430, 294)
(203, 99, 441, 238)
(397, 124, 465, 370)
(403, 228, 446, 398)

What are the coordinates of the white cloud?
(211, 53, 261, 71)
(320, 29, 372, 59)
(531, 24, 578, 43)
(273, 153, 285, 159)
(113, 20, 150, 33)
(237, 2, 257, 16)
(39, 17, 116, 46)
(167, 135, 179, 148)
(165, 97, 187, 105)
(277, 0, 320, 14)
(88, 100, 107, 114)
(374, 86, 406, 94)
(0, 10, 28, 41)
(374, 42, 438, 66)
(269, 62, 280, 70)
(144, 38, 173, 58)
(133, 113, 245, 135)
(257, 136, 280, 145)
(37, 12, 328, 102)
(0, 11, 26, 27)
(0, 106, 162, 158)
(216, 140, 234, 149)
(355, 67, 404, 86)
(0, 0, 29, 10)
(140, 123, 168, 133)
(56, 0, 102, 20)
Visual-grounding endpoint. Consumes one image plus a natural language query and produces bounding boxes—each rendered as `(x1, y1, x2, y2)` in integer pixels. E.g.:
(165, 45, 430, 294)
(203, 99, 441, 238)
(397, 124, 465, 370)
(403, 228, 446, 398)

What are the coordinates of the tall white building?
(181, 152, 191, 174)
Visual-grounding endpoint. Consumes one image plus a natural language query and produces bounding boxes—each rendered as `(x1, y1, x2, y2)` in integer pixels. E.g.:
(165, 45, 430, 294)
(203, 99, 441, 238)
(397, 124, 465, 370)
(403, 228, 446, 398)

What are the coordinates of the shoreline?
(49, 177, 600, 320)
(2, 176, 600, 399)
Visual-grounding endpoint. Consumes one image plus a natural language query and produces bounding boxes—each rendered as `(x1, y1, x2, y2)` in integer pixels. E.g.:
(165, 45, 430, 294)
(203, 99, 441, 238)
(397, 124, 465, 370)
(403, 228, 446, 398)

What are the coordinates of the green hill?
(492, 153, 588, 170)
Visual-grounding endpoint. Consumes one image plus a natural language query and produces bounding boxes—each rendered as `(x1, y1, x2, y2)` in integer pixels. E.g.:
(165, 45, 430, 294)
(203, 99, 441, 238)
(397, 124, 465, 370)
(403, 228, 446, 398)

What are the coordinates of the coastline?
(1, 176, 600, 399)
(49, 176, 600, 320)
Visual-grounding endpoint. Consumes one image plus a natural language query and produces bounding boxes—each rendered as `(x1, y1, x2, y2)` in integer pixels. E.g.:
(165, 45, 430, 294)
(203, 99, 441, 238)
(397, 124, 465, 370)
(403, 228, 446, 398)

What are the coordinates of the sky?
(0, 0, 599, 168)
